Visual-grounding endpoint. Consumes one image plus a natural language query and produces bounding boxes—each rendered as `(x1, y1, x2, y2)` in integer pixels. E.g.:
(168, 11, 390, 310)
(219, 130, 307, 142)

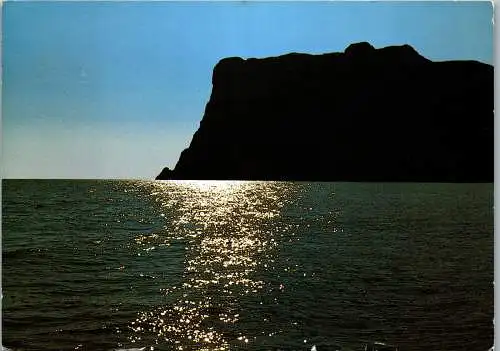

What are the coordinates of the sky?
(2, 1, 494, 179)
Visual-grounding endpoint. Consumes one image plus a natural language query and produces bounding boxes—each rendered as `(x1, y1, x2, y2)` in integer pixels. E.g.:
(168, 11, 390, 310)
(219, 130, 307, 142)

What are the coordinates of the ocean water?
(2, 180, 493, 351)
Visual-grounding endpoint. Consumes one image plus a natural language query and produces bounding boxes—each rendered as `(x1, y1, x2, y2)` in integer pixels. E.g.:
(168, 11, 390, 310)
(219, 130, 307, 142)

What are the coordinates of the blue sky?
(2, 1, 493, 179)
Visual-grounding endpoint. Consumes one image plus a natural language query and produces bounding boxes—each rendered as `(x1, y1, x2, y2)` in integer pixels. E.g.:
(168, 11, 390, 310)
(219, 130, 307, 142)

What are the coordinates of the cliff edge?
(157, 42, 493, 182)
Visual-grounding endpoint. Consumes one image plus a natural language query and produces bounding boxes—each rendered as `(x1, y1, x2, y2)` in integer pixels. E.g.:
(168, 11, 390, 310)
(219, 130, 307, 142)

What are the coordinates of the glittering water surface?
(2, 180, 493, 351)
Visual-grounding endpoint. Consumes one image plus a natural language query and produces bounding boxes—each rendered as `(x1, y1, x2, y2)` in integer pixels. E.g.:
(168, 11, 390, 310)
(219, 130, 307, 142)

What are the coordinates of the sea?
(2, 180, 493, 351)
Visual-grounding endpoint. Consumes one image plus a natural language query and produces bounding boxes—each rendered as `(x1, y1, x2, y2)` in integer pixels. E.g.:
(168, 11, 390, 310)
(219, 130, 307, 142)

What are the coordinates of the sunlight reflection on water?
(128, 181, 296, 350)
(2, 181, 492, 350)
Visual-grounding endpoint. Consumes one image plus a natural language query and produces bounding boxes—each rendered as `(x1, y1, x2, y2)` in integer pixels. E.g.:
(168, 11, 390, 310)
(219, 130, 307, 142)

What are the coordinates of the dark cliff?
(157, 42, 493, 182)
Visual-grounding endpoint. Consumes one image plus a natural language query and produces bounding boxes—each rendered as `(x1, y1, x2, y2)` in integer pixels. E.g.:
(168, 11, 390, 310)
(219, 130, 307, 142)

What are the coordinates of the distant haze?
(2, 1, 493, 179)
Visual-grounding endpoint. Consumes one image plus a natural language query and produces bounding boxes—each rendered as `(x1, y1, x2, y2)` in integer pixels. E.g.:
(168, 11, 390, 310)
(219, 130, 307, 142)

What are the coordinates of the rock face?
(157, 42, 493, 182)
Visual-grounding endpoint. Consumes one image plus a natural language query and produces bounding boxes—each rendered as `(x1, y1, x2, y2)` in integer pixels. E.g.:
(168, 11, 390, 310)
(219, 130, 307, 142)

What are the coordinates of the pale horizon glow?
(2, 1, 494, 179)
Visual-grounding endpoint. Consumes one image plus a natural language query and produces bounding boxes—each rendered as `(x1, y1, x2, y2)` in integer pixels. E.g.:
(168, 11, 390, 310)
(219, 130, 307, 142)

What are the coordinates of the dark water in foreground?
(2, 180, 493, 351)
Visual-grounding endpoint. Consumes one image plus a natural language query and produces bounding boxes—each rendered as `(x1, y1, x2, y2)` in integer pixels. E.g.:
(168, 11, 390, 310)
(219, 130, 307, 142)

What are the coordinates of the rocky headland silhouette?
(156, 42, 493, 182)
